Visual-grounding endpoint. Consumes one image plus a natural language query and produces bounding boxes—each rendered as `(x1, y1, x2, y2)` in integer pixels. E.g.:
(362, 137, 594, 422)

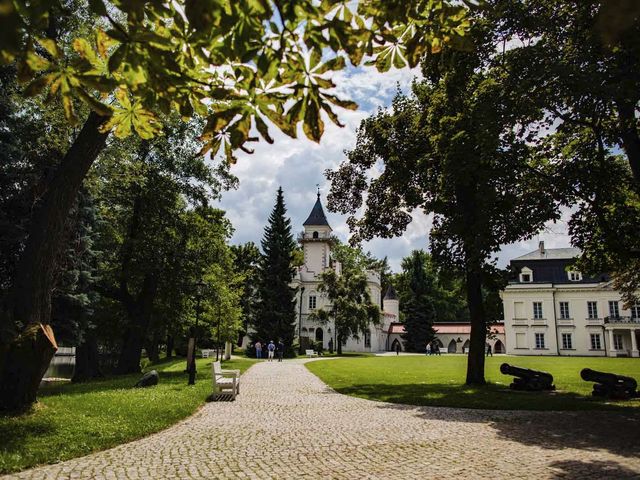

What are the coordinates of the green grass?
(0, 356, 257, 474)
(306, 355, 640, 411)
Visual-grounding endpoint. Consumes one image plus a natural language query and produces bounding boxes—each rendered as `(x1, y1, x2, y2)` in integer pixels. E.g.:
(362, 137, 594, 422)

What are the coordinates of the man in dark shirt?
(277, 340, 285, 362)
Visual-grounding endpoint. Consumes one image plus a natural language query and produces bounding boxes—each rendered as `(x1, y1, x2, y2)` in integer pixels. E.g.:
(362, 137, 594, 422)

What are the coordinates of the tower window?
(313, 231, 319, 239)
(309, 295, 317, 310)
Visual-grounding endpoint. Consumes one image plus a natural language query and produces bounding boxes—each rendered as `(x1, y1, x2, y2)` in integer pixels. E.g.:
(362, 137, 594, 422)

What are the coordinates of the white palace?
(502, 242, 640, 357)
(292, 194, 403, 352)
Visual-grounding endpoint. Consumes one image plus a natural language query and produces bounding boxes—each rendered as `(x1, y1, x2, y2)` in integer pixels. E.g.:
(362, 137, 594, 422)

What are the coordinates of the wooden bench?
(201, 349, 215, 358)
(305, 349, 318, 358)
(212, 361, 240, 399)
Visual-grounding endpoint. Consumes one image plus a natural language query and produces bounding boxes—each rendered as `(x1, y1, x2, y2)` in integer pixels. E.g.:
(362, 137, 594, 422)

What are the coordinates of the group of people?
(425, 340, 441, 356)
(253, 340, 285, 362)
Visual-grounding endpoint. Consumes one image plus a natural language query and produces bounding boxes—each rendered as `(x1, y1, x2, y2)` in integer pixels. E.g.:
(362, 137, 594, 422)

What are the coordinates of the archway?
(462, 339, 470, 353)
(447, 339, 457, 353)
(315, 327, 324, 343)
(494, 339, 505, 354)
(391, 339, 402, 352)
(435, 339, 444, 348)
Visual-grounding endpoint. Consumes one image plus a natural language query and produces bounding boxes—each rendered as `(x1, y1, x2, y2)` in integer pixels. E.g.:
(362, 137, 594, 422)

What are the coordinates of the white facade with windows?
(502, 243, 640, 357)
(291, 194, 399, 352)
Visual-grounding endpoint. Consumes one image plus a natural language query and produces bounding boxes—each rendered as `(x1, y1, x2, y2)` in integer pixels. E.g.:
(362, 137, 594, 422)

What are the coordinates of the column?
(608, 329, 617, 357)
(631, 329, 639, 358)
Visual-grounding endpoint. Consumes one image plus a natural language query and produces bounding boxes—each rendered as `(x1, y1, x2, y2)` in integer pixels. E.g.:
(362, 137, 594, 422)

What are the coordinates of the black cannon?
(500, 363, 555, 391)
(580, 368, 638, 399)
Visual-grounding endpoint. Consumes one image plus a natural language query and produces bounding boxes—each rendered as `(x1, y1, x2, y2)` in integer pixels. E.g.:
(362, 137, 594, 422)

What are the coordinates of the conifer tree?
(401, 251, 437, 352)
(253, 188, 297, 356)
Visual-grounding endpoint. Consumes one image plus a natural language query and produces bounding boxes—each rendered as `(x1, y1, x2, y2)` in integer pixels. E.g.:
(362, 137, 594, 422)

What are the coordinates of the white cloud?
(218, 65, 573, 273)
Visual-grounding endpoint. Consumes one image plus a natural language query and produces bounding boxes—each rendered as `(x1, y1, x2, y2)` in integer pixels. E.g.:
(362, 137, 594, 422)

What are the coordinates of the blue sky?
(216, 65, 572, 272)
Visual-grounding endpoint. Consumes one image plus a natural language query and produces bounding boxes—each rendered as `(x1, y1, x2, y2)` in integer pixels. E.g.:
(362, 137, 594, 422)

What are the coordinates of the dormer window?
(568, 270, 582, 282)
(519, 267, 533, 283)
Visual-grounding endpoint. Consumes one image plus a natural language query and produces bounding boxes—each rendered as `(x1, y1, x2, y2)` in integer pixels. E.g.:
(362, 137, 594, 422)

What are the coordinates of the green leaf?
(303, 96, 323, 143)
(108, 44, 127, 72)
(255, 115, 273, 143)
(88, 0, 108, 16)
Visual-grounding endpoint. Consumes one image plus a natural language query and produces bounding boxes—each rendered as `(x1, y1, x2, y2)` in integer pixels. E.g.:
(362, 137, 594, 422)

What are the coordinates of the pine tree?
(253, 188, 297, 356)
(401, 251, 436, 352)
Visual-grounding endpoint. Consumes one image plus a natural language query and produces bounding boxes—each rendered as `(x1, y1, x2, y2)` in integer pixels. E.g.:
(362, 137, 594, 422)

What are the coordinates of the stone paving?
(5, 359, 640, 479)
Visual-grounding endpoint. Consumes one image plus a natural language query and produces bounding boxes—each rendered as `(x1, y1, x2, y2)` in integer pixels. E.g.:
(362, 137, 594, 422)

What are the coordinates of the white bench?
(305, 349, 318, 358)
(212, 361, 240, 399)
(201, 349, 215, 358)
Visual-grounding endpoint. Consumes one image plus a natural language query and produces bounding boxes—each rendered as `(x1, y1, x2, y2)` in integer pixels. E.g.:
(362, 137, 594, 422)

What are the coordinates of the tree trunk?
(116, 275, 158, 374)
(0, 325, 57, 411)
(337, 334, 342, 355)
(72, 333, 102, 383)
(166, 334, 174, 358)
(0, 113, 108, 411)
(465, 266, 487, 386)
(146, 330, 160, 364)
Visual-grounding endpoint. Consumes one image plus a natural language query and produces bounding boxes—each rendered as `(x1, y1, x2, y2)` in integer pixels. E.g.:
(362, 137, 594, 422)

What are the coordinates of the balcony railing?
(604, 316, 640, 324)
(297, 231, 335, 242)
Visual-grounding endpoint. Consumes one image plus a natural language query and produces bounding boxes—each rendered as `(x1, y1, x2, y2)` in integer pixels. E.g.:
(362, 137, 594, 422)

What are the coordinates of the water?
(43, 347, 76, 379)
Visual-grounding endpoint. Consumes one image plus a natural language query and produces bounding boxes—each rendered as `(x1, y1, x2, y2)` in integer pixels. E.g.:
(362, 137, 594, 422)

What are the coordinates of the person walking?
(255, 341, 262, 359)
(395, 341, 401, 355)
(426, 342, 431, 356)
(277, 340, 285, 362)
(486, 343, 493, 357)
(267, 340, 276, 361)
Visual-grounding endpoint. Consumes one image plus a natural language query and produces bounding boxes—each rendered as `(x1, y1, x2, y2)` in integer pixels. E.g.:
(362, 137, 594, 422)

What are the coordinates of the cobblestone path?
(5, 360, 640, 479)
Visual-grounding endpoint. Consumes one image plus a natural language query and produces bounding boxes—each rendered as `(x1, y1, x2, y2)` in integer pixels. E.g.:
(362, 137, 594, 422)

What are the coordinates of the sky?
(216, 65, 572, 273)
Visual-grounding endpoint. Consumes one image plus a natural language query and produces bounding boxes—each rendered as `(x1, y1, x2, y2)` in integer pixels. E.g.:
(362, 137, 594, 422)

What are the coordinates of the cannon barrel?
(580, 368, 637, 390)
(500, 363, 554, 384)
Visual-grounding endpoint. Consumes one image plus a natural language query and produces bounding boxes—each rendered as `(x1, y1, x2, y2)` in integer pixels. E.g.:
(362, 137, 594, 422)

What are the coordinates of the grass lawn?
(0, 356, 257, 474)
(306, 355, 640, 411)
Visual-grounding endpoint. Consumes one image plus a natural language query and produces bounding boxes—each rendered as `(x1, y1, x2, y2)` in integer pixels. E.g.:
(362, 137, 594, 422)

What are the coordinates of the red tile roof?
(388, 322, 504, 335)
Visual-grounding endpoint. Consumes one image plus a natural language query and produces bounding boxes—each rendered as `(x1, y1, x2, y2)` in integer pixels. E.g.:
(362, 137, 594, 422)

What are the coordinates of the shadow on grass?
(332, 382, 639, 412)
(549, 460, 640, 479)
(0, 415, 57, 455)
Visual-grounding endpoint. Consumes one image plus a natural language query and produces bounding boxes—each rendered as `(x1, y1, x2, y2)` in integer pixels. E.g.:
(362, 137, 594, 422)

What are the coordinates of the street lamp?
(187, 280, 206, 386)
(298, 286, 305, 354)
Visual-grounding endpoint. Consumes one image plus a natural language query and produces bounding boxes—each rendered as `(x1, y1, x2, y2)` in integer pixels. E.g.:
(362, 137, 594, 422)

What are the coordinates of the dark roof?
(303, 194, 330, 227)
(384, 284, 398, 300)
(510, 257, 609, 284)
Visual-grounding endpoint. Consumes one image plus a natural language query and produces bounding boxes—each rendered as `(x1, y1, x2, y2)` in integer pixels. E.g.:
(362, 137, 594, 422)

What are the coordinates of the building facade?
(502, 242, 640, 357)
(292, 194, 400, 352)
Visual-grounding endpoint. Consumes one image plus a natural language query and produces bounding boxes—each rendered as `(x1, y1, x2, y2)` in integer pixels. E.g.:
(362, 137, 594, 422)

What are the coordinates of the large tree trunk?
(146, 330, 160, 364)
(166, 334, 174, 358)
(336, 334, 342, 355)
(72, 333, 102, 383)
(465, 266, 487, 386)
(0, 113, 108, 411)
(115, 275, 158, 374)
(0, 325, 57, 411)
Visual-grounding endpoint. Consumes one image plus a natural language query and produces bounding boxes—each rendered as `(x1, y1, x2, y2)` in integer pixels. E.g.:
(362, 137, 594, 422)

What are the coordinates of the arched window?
(315, 327, 324, 342)
(313, 231, 319, 239)
(447, 339, 457, 353)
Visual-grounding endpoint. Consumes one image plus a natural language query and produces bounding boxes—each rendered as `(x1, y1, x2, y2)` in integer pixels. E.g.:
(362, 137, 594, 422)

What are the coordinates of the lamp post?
(187, 280, 206, 386)
(298, 286, 305, 354)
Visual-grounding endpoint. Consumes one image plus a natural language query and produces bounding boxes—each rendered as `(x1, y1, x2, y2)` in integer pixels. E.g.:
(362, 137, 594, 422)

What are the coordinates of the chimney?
(538, 241, 545, 255)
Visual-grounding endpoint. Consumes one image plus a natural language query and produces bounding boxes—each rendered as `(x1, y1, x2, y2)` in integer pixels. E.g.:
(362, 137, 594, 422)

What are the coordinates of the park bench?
(212, 361, 240, 400)
(305, 349, 318, 358)
(201, 349, 215, 358)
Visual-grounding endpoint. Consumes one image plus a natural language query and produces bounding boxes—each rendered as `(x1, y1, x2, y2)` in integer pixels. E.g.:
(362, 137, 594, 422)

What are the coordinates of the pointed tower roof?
(384, 284, 398, 300)
(303, 191, 330, 227)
